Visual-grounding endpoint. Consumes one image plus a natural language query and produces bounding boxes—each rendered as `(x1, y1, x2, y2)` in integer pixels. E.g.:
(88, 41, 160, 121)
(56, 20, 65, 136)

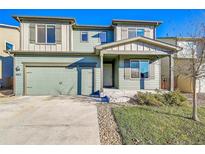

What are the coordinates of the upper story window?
(47, 25, 55, 43)
(81, 32, 88, 42)
(37, 24, 56, 44)
(30, 24, 61, 44)
(37, 25, 46, 43)
(128, 28, 145, 39)
(137, 29, 145, 37)
(99, 32, 107, 43)
(130, 60, 149, 79)
(6, 42, 14, 51)
(128, 28, 136, 39)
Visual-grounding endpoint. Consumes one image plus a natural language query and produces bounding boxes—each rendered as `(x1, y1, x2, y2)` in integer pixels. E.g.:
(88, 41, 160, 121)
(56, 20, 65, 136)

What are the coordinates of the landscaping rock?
(97, 104, 122, 145)
(101, 89, 137, 103)
(102, 89, 165, 103)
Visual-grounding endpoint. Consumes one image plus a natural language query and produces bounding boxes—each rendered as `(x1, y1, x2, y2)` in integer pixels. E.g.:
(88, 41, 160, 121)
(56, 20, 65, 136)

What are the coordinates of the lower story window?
(130, 60, 149, 79)
(140, 60, 149, 78)
(130, 60, 140, 78)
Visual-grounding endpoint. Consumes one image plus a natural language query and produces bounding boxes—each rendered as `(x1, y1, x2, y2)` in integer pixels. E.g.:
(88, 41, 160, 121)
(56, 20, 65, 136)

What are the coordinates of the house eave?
(0, 24, 20, 30)
(158, 37, 205, 41)
(101, 50, 171, 56)
(73, 24, 114, 30)
(4, 50, 96, 56)
(12, 15, 76, 24)
(112, 19, 162, 26)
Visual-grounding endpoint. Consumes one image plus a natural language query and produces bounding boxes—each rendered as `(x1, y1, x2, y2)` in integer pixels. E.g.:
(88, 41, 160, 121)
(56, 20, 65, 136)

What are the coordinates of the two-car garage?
(24, 65, 94, 96)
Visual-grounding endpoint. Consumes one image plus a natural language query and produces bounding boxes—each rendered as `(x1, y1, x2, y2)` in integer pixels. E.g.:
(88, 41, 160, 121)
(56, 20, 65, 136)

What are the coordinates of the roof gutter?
(3, 50, 14, 57)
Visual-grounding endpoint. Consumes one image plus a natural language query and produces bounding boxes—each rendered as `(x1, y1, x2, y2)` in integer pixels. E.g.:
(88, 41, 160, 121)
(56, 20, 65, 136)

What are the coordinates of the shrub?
(131, 92, 164, 106)
(163, 90, 189, 106)
(130, 90, 189, 107)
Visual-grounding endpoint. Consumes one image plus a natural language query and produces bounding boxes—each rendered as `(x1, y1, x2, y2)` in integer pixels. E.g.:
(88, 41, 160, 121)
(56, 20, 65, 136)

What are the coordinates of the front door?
(81, 68, 93, 95)
(103, 63, 113, 87)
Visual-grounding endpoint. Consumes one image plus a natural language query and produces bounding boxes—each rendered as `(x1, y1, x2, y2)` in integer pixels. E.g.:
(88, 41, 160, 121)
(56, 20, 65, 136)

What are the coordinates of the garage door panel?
(26, 67, 77, 95)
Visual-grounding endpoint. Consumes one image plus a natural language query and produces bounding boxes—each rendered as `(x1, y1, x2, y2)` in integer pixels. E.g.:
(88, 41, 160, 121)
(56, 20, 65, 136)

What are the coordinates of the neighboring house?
(159, 37, 205, 93)
(0, 24, 20, 88)
(9, 16, 181, 96)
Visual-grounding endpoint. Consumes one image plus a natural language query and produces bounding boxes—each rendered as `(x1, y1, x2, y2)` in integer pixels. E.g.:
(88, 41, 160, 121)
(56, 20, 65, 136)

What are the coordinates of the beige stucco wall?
(0, 26, 20, 80)
(0, 26, 20, 56)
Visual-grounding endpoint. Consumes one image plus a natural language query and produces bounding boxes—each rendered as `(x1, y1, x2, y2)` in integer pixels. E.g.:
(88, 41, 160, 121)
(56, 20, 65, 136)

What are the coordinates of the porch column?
(169, 54, 174, 91)
(100, 53, 104, 92)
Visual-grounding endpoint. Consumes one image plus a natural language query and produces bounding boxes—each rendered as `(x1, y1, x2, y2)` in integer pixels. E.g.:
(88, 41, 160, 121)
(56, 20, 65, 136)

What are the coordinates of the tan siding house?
(159, 37, 205, 93)
(0, 24, 20, 88)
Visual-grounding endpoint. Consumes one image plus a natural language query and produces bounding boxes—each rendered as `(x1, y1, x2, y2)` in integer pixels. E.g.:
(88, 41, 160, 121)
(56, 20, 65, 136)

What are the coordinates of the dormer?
(112, 19, 162, 41)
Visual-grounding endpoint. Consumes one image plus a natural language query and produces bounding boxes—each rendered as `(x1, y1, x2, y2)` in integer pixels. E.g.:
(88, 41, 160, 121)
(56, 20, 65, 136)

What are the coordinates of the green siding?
(14, 54, 161, 95)
(73, 29, 114, 52)
(26, 66, 77, 95)
(81, 68, 93, 95)
(114, 57, 119, 88)
(118, 55, 160, 90)
(14, 55, 101, 96)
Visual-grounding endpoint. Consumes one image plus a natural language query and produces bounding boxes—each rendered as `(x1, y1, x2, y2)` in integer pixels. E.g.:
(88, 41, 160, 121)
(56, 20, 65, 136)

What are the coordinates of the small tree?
(175, 23, 205, 121)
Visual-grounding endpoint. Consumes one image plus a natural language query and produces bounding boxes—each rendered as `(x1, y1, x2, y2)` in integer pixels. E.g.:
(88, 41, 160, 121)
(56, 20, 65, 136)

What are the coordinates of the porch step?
(90, 90, 110, 103)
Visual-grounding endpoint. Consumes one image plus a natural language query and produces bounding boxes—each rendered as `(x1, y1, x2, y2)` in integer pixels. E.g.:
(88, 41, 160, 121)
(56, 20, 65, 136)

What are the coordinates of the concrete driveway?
(0, 96, 100, 144)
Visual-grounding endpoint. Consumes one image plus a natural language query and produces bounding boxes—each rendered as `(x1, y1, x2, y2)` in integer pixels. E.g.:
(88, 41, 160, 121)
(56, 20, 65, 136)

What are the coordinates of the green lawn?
(113, 105, 205, 145)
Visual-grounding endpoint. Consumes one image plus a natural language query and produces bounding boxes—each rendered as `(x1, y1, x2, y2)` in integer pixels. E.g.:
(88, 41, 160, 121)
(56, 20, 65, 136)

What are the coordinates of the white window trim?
(36, 24, 56, 44)
(130, 59, 149, 79)
(5, 40, 15, 51)
(99, 31, 107, 43)
(80, 31, 89, 43)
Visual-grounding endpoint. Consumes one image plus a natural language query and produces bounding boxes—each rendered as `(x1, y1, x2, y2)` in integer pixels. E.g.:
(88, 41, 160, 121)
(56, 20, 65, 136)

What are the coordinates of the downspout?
(69, 22, 75, 51)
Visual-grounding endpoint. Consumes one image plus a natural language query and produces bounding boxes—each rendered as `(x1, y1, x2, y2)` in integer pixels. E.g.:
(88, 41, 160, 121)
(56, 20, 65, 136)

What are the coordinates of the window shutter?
(29, 24, 35, 44)
(124, 59, 130, 80)
(55, 25, 62, 44)
(121, 27, 128, 40)
(149, 60, 155, 79)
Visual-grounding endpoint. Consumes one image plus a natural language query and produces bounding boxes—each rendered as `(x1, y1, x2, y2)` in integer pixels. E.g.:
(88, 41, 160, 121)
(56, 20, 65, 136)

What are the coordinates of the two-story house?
(10, 15, 181, 96)
(0, 24, 20, 88)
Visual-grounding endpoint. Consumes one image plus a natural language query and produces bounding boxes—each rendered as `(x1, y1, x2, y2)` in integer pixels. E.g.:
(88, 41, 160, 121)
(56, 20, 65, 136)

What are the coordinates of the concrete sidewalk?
(0, 96, 100, 144)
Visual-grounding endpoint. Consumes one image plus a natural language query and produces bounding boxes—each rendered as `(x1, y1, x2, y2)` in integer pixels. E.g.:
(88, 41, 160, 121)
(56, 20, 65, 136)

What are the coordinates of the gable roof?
(112, 19, 162, 26)
(95, 36, 182, 51)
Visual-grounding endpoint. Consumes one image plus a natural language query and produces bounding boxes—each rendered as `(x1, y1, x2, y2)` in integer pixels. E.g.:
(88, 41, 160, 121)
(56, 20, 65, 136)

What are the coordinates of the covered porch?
(95, 36, 182, 92)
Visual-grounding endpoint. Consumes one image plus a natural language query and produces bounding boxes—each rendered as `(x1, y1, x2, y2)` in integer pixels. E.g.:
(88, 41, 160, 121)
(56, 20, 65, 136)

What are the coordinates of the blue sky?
(0, 9, 205, 37)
